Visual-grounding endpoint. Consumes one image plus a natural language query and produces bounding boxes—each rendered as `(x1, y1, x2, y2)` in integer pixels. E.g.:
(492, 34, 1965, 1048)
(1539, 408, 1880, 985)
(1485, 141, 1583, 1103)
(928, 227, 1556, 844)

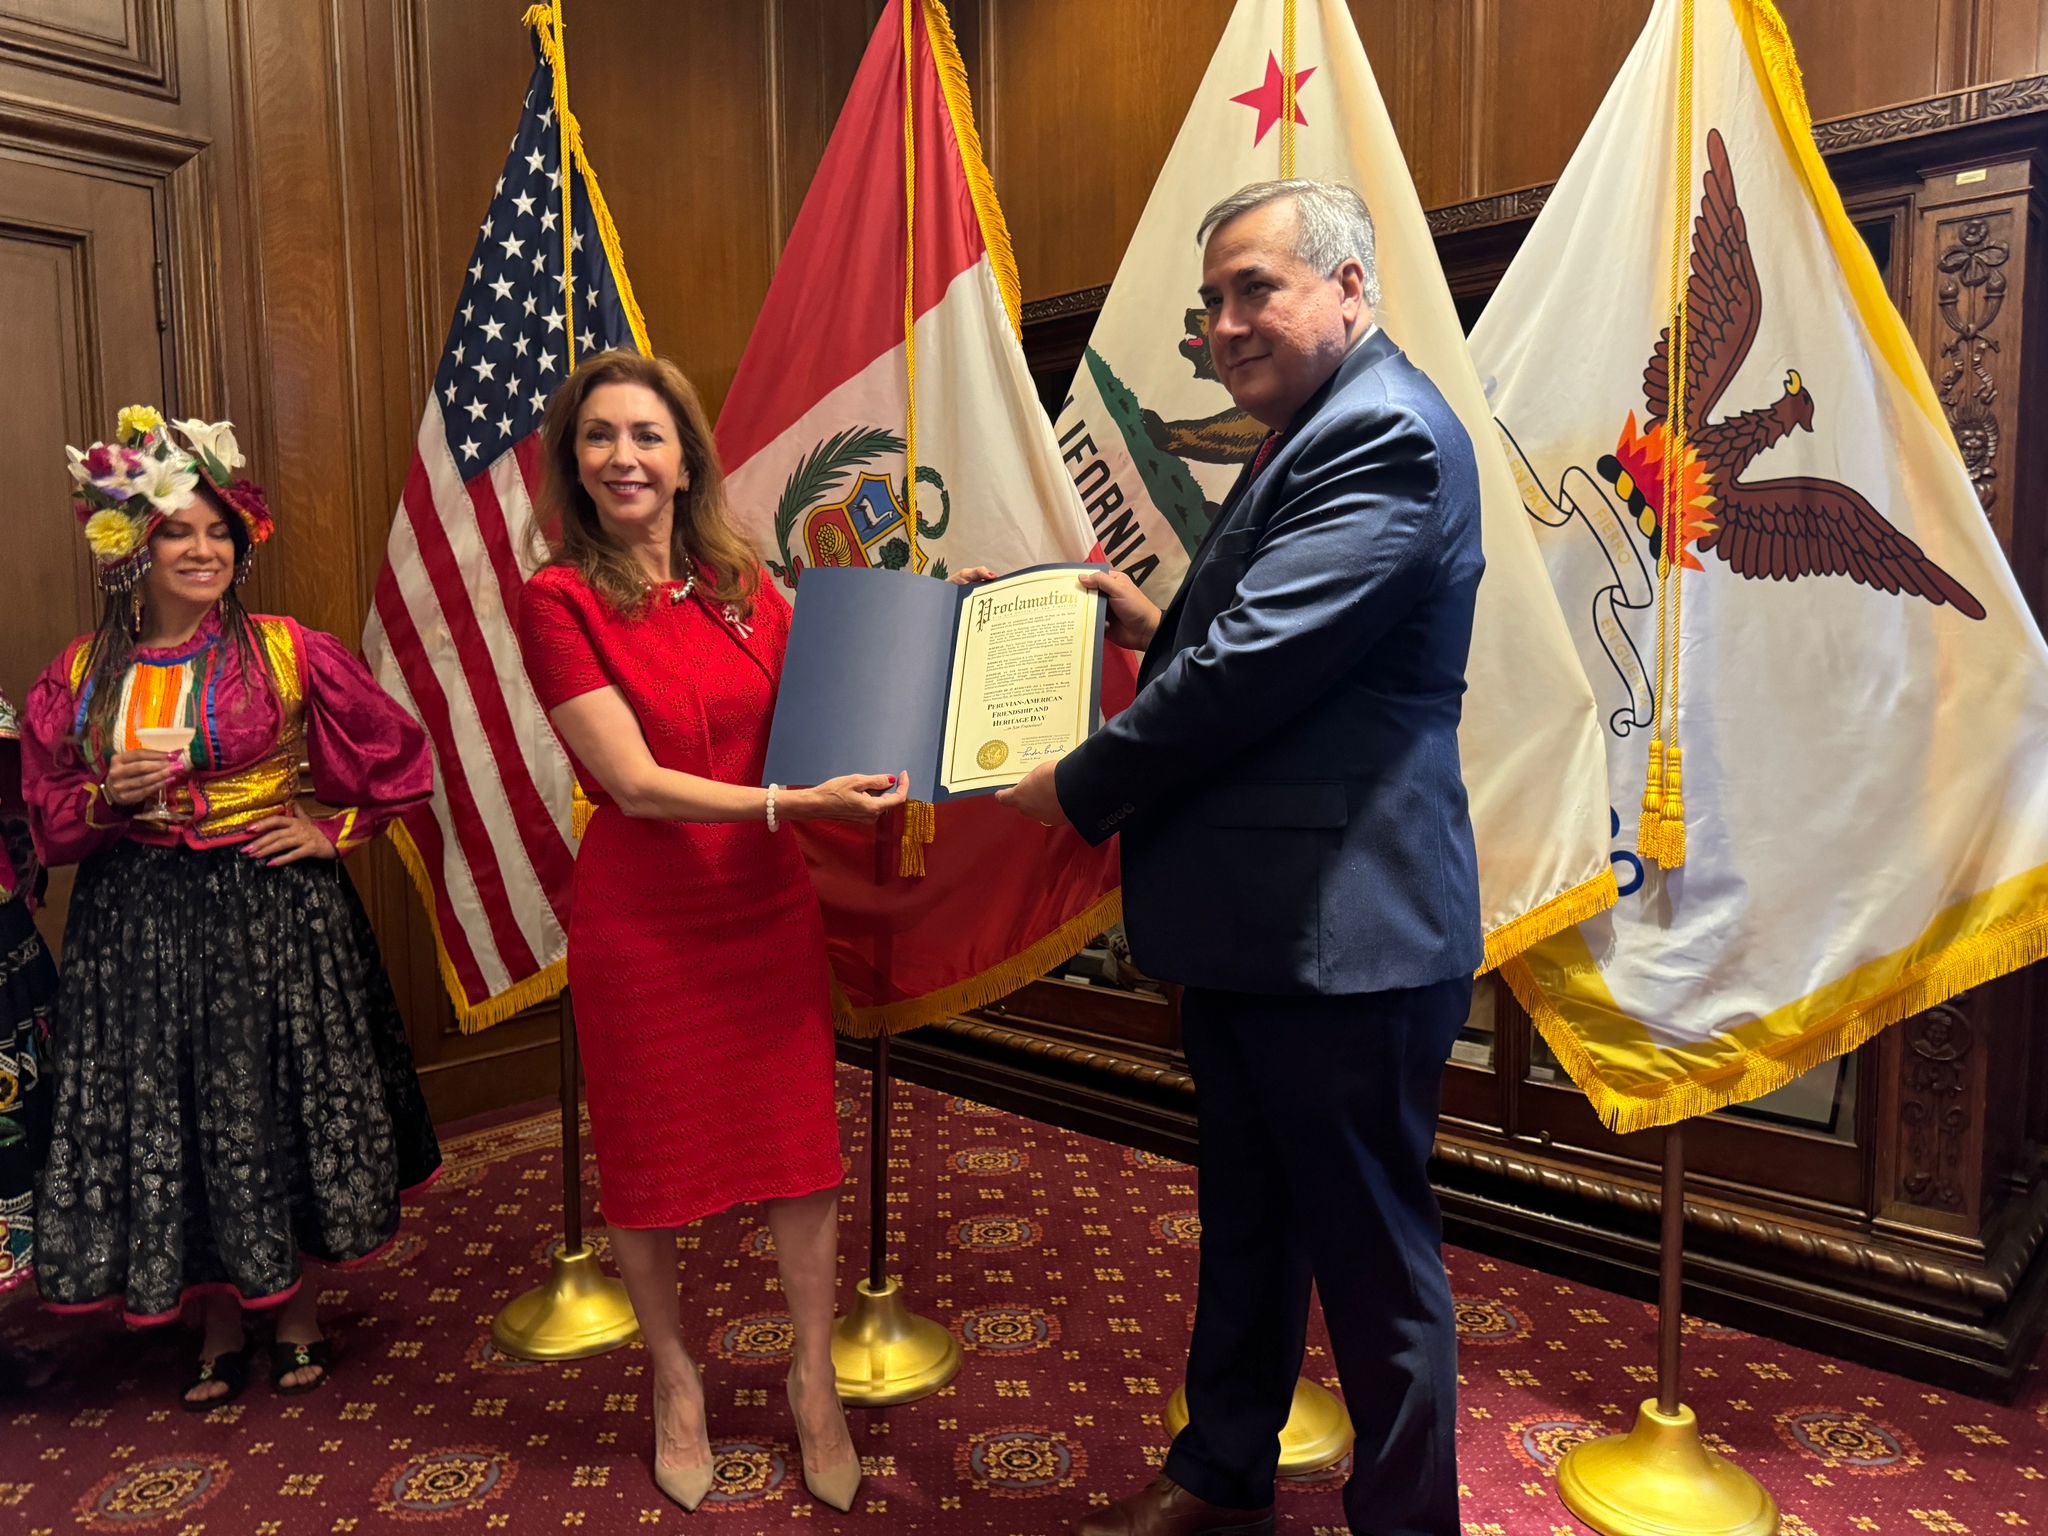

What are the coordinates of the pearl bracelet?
(766, 783, 782, 832)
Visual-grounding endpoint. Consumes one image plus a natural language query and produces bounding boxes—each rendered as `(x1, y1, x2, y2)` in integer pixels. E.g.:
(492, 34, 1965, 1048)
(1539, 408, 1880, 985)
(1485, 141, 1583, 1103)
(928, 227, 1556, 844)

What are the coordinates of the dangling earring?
(233, 553, 253, 587)
(129, 585, 144, 637)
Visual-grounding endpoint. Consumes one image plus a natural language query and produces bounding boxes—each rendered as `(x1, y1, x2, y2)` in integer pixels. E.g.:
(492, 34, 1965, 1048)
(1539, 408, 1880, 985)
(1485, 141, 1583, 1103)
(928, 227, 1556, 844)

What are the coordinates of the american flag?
(365, 19, 643, 1029)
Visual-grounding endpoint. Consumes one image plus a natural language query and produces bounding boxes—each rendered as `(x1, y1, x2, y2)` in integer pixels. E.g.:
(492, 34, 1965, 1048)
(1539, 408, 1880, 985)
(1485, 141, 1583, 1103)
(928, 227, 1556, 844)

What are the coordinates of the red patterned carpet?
(4, 1063, 2047, 1535)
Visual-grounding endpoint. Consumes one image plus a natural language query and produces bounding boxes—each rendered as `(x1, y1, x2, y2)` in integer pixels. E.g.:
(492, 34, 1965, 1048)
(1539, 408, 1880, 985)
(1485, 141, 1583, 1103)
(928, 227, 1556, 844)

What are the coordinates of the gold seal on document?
(977, 739, 1010, 770)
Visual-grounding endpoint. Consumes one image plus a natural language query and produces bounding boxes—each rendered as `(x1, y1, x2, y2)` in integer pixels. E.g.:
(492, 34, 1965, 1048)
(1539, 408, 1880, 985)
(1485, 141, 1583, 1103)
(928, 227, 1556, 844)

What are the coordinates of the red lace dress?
(516, 564, 841, 1228)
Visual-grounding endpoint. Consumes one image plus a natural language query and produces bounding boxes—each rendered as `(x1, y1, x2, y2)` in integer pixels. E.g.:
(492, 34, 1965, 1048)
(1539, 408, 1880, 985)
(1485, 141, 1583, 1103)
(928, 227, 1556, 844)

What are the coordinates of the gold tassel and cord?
(890, 0, 940, 871)
(1279, 0, 1298, 178)
(1638, 0, 1698, 871)
(898, 798, 936, 876)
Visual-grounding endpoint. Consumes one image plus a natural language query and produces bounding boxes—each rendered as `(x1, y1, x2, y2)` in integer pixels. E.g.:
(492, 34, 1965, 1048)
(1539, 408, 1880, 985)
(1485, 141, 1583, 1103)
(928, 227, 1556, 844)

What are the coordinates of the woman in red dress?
(516, 351, 905, 1515)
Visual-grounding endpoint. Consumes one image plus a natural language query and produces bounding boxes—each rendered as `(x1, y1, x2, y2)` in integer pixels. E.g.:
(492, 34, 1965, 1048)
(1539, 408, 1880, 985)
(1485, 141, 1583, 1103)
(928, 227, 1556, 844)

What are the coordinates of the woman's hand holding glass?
(103, 744, 183, 814)
(784, 772, 912, 823)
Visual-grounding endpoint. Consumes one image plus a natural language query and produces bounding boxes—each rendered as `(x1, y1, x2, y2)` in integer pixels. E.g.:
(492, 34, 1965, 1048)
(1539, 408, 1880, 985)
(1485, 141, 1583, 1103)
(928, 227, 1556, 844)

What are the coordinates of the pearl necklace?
(667, 572, 752, 637)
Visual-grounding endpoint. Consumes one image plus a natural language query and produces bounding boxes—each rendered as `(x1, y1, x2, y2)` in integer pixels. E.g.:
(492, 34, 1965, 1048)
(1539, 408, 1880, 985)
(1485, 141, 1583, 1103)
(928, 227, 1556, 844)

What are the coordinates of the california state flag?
(1469, 0, 2048, 1131)
(717, 0, 1125, 1034)
(1054, 0, 1615, 969)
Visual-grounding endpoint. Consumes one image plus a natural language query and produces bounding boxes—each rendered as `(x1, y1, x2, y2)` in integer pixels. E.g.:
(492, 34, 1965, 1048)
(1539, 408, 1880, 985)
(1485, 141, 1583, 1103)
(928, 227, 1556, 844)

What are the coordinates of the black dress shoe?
(1073, 1474, 1276, 1536)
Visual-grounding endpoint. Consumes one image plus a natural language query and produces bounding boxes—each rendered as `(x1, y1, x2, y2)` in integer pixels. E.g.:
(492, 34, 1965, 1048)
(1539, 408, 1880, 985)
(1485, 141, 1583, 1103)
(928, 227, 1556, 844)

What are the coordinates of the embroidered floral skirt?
(33, 842, 441, 1323)
(0, 896, 57, 1297)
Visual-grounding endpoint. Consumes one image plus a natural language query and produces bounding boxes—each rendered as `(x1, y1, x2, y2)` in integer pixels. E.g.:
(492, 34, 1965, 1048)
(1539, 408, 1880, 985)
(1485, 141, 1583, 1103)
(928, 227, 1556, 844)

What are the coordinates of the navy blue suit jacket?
(1054, 329, 1484, 995)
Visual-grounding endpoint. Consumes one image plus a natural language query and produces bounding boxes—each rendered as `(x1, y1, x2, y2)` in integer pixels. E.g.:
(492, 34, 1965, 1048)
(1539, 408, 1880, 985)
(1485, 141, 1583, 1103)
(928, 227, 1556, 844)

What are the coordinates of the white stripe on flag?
(486, 450, 579, 845)
(363, 606, 518, 999)
(396, 414, 566, 963)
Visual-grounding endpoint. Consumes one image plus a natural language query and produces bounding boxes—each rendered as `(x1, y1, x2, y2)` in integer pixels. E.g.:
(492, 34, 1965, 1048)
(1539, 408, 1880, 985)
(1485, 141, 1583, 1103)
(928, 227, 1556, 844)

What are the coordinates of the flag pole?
(1554, 1124, 1777, 1535)
(830, 938, 960, 1400)
(491, 2, 636, 1361)
(491, 989, 640, 1358)
(825, 0, 962, 1408)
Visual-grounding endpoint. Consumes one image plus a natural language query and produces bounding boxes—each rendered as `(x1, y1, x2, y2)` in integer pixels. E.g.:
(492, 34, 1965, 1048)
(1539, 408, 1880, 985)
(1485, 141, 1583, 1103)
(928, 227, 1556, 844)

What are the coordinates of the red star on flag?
(1230, 52, 1314, 146)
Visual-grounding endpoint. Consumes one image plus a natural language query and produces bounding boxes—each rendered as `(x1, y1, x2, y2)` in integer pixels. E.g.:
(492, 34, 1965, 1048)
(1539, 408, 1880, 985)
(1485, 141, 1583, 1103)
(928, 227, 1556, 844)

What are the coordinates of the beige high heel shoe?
(786, 1366, 861, 1512)
(652, 1375, 716, 1512)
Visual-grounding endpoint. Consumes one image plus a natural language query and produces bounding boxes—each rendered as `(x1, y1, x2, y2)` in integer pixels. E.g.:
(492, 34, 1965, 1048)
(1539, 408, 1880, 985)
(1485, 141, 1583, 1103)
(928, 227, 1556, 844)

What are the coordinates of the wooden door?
(0, 147, 170, 952)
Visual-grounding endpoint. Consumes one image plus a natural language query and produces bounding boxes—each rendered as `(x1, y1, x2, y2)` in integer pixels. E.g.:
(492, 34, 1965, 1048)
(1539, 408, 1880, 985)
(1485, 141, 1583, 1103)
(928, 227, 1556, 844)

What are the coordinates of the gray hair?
(1196, 178, 1380, 307)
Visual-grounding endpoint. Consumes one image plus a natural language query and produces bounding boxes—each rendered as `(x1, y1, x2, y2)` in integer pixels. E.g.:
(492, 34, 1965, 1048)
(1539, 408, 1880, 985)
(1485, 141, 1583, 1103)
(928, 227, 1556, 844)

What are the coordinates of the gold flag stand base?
(1165, 1377, 1354, 1476)
(834, 1031, 962, 1406)
(1558, 1400, 1777, 1536)
(492, 1242, 640, 1360)
(830, 1275, 962, 1405)
(1558, 1125, 1779, 1534)
(490, 993, 640, 1362)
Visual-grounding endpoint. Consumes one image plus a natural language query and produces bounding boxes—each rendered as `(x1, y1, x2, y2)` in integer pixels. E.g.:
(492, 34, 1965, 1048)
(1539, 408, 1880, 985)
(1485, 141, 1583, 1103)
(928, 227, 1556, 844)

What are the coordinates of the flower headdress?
(65, 405, 275, 590)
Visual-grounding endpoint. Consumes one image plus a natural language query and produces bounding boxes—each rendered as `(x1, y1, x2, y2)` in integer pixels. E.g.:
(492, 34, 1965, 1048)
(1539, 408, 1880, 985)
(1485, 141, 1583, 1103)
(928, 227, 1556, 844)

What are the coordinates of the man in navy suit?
(998, 180, 1482, 1536)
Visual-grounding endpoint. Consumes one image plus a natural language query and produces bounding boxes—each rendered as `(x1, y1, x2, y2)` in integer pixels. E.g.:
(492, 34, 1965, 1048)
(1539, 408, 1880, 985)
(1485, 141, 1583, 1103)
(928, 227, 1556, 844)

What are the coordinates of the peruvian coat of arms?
(769, 427, 952, 587)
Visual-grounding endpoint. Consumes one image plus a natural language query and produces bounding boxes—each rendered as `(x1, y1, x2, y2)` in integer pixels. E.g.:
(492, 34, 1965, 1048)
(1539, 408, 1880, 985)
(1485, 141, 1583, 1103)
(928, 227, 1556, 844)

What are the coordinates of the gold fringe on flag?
(1502, 903, 2048, 1135)
(1478, 868, 1621, 977)
(520, 2, 652, 357)
(1749, 0, 1814, 133)
(922, 0, 1020, 334)
(1638, 0, 1699, 871)
(389, 821, 570, 1033)
(834, 890, 1125, 1037)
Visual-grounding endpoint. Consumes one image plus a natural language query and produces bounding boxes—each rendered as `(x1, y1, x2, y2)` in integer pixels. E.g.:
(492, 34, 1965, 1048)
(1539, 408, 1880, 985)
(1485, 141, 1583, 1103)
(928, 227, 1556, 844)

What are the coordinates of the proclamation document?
(938, 569, 1102, 793)
(763, 564, 1106, 802)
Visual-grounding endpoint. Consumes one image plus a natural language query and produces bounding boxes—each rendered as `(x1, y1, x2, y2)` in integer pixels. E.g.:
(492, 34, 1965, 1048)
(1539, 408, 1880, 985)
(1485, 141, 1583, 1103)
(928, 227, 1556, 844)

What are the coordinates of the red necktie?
(1249, 431, 1280, 476)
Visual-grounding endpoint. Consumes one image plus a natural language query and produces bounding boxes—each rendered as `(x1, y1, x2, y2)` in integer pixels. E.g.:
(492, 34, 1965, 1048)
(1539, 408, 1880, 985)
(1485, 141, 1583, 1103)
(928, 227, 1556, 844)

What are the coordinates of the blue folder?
(763, 564, 1105, 802)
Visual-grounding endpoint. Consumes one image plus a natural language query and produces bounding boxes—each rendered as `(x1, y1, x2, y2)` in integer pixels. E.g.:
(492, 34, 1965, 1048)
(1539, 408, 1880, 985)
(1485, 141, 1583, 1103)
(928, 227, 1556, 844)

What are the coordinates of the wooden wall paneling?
(1981, 0, 2048, 83)
(765, 0, 884, 258)
(0, 102, 218, 957)
(1934, 0, 1984, 96)
(1472, 0, 1647, 200)
(0, 127, 172, 706)
(1353, 0, 1470, 210)
(554, 1, 779, 415)
(991, 0, 1236, 303)
(232, 0, 368, 643)
(0, 0, 174, 98)
(1774, 0, 1949, 123)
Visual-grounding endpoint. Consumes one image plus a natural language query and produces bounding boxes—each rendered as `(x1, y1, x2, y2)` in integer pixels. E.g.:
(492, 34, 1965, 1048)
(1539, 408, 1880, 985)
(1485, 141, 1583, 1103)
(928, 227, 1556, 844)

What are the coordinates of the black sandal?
(271, 1338, 332, 1396)
(181, 1343, 252, 1412)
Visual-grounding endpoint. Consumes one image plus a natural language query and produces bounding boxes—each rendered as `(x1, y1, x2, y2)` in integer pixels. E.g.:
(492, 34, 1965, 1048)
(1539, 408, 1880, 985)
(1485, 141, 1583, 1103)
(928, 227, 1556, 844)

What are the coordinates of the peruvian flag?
(717, 0, 1128, 1034)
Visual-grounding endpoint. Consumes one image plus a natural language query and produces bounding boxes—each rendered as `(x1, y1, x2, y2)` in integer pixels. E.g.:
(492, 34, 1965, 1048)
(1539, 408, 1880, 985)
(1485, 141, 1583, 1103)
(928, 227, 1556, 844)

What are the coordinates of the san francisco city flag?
(716, 0, 1125, 1034)
(1054, 0, 1616, 970)
(1469, 0, 2048, 1131)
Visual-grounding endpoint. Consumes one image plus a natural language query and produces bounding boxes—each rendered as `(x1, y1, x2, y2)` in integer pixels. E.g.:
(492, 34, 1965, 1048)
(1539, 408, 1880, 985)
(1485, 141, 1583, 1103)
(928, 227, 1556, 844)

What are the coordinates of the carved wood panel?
(1911, 160, 2036, 560)
(1874, 990, 1993, 1234)
(0, 0, 173, 97)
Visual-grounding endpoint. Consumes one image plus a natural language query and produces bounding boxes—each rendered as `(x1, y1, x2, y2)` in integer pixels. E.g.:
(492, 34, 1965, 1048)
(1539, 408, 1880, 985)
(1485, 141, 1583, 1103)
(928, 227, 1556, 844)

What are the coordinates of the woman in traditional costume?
(23, 406, 441, 1407)
(516, 351, 904, 1513)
